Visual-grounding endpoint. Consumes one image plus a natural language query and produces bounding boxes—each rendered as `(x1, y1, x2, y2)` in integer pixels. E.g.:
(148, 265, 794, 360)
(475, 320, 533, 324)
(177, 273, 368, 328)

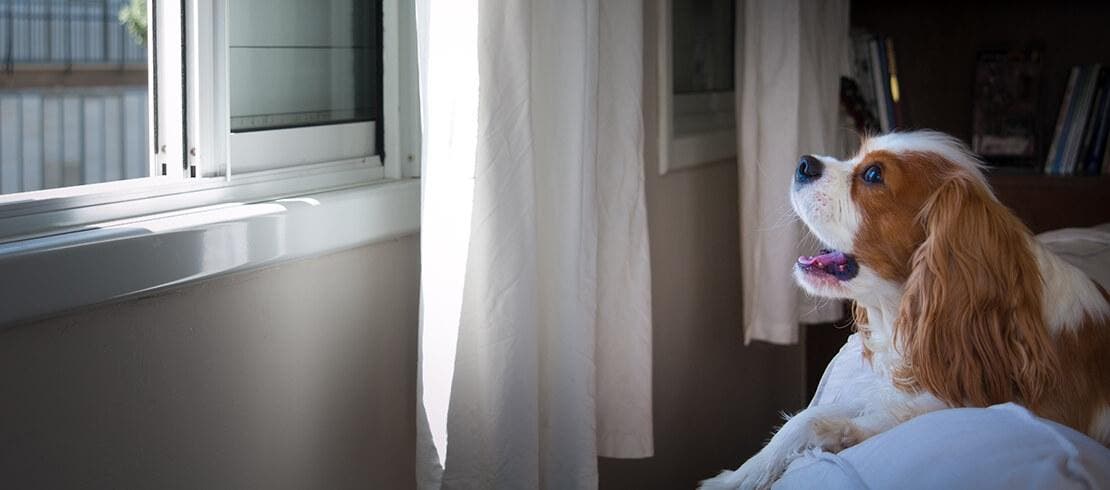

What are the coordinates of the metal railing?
(1, 0, 145, 69)
(0, 87, 149, 194)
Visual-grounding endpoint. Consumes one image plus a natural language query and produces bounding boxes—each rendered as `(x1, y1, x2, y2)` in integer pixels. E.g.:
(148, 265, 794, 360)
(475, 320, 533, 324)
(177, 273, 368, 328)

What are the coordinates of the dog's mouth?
(797, 249, 859, 281)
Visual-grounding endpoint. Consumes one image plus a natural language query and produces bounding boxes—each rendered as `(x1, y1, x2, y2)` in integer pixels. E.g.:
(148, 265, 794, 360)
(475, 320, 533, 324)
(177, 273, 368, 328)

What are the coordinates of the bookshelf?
(850, 0, 1110, 230)
(807, 1, 1110, 398)
(987, 171, 1110, 233)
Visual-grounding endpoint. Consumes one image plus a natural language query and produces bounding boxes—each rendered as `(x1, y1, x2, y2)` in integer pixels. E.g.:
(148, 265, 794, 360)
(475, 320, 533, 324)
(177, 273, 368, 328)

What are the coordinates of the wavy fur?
(893, 175, 1060, 408)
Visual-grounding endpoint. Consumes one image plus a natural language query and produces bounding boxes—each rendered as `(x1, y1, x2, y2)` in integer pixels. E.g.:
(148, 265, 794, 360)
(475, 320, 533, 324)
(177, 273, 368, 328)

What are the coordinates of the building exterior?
(1, 0, 148, 194)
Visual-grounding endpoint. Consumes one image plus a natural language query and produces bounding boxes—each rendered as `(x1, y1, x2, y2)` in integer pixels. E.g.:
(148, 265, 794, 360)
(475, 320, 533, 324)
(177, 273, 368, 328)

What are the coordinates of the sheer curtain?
(737, 0, 850, 344)
(416, 0, 654, 488)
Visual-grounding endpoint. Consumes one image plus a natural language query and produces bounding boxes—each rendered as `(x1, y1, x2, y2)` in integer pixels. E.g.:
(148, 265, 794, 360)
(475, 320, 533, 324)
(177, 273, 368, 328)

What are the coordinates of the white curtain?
(738, 0, 851, 344)
(416, 0, 654, 487)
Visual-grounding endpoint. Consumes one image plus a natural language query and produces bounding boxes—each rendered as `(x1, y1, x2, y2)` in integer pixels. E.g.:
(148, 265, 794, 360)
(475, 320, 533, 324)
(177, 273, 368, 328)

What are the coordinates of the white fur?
(789, 155, 861, 253)
(860, 131, 988, 185)
(1093, 406, 1110, 445)
(1032, 240, 1110, 333)
(703, 131, 1110, 489)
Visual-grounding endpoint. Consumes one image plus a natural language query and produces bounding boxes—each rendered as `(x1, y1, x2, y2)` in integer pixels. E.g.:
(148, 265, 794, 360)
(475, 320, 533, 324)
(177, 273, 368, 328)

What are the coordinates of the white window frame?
(0, 0, 420, 326)
(0, 0, 412, 244)
(190, 0, 397, 177)
(655, 0, 738, 175)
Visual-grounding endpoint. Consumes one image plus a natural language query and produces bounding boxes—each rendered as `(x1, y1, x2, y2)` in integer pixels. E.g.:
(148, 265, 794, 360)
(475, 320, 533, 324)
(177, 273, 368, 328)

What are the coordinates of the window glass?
(0, 0, 149, 195)
(672, 0, 734, 94)
(229, 0, 378, 132)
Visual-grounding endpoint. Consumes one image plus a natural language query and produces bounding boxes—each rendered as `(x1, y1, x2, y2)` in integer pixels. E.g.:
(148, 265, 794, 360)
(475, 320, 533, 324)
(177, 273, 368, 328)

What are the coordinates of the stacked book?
(849, 31, 902, 133)
(1044, 64, 1110, 175)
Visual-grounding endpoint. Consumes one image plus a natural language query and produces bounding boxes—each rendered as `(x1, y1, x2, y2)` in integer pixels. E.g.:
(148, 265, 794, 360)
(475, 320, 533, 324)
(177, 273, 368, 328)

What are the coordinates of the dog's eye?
(862, 164, 883, 184)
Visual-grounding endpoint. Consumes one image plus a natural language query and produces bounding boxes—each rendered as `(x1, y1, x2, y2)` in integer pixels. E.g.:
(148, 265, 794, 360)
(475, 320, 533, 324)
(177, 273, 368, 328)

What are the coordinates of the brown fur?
(850, 151, 947, 282)
(851, 302, 873, 362)
(891, 174, 1061, 410)
(1038, 313, 1110, 434)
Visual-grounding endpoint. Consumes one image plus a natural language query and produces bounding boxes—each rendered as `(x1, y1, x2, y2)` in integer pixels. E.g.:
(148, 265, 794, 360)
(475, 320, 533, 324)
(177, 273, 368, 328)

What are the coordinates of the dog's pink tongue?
(798, 250, 846, 266)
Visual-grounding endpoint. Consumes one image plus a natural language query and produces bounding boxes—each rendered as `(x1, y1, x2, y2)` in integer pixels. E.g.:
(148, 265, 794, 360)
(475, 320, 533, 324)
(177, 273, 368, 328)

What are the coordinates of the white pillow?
(1037, 224, 1110, 290)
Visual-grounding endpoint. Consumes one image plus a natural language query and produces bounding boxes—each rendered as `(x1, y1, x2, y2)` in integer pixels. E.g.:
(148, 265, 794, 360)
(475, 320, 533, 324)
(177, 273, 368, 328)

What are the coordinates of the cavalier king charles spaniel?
(701, 131, 1109, 489)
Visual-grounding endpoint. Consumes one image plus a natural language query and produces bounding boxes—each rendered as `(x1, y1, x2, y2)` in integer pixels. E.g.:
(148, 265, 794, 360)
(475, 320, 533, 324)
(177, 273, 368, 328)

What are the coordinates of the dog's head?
(789, 131, 995, 301)
(790, 130, 1057, 407)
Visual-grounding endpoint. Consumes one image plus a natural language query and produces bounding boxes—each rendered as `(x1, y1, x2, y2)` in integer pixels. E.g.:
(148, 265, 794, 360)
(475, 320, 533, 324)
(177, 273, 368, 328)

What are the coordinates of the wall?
(0, 235, 419, 489)
(597, 5, 807, 487)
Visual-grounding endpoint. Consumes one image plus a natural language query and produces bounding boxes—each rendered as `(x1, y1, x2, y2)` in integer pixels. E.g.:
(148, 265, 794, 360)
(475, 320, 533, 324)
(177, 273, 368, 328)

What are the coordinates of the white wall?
(0, 235, 419, 489)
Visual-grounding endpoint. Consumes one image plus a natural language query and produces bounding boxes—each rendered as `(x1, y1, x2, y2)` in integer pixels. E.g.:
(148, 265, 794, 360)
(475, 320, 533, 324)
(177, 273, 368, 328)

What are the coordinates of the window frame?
(0, 0, 413, 245)
(655, 0, 738, 175)
(198, 0, 389, 176)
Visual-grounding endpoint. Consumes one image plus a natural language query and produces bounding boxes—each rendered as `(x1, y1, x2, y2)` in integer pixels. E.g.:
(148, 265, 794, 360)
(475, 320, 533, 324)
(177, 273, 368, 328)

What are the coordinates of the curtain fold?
(738, 0, 850, 345)
(417, 0, 653, 488)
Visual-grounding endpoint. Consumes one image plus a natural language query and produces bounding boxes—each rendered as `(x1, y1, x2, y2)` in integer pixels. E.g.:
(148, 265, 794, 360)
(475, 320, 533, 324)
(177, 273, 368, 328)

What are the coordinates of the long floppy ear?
(894, 176, 1059, 408)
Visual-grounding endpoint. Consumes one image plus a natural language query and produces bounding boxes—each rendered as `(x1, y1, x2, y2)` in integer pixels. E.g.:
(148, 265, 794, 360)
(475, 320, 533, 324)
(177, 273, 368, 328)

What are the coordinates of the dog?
(700, 131, 1110, 489)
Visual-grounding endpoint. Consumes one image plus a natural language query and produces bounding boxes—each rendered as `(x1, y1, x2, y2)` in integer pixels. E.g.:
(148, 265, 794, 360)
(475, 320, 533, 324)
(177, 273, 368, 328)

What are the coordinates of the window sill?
(0, 178, 420, 328)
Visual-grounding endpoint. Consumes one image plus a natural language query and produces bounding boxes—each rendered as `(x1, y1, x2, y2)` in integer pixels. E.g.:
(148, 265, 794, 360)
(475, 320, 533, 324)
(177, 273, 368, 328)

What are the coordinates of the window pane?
(673, 0, 734, 94)
(229, 0, 378, 132)
(0, 0, 149, 195)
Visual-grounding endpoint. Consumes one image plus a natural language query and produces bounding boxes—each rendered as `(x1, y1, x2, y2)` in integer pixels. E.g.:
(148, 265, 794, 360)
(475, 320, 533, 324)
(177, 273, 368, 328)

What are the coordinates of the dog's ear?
(893, 176, 1058, 408)
(850, 302, 874, 362)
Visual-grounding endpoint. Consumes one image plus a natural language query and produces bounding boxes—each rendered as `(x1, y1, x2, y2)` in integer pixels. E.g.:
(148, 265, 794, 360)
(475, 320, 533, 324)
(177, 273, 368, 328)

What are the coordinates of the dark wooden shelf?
(986, 171, 1110, 234)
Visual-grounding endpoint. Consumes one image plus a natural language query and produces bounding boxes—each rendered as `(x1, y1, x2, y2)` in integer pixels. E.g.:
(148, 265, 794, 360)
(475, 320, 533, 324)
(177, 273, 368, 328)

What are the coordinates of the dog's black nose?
(795, 155, 823, 184)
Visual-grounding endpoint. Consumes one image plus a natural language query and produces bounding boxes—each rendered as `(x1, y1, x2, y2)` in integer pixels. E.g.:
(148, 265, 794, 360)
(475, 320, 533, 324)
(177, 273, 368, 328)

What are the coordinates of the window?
(0, 0, 419, 325)
(656, 0, 737, 174)
(169, 0, 390, 178)
(0, 0, 151, 194)
(0, 0, 414, 244)
(226, 0, 382, 173)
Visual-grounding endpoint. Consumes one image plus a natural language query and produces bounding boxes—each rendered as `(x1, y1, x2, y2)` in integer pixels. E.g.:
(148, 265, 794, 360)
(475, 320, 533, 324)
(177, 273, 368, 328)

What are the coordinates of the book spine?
(884, 37, 903, 128)
(1045, 66, 1080, 174)
(1058, 65, 1091, 174)
(1076, 68, 1107, 175)
(1064, 65, 1101, 175)
(1103, 122, 1110, 174)
(877, 36, 896, 130)
(1082, 73, 1110, 175)
(852, 33, 879, 126)
(870, 38, 890, 132)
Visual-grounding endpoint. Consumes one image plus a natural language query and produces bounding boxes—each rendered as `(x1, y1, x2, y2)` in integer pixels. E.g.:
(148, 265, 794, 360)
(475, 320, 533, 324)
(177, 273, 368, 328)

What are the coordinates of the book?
(1062, 65, 1101, 174)
(847, 32, 902, 134)
(840, 76, 881, 134)
(1047, 66, 1093, 174)
(1077, 70, 1110, 175)
(885, 37, 903, 128)
(849, 31, 881, 133)
(1058, 65, 1091, 174)
(869, 37, 891, 132)
(876, 36, 896, 131)
(1045, 66, 1080, 174)
(971, 49, 1041, 162)
(1103, 124, 1110, 174)
(1083, 73, 1110, 175)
